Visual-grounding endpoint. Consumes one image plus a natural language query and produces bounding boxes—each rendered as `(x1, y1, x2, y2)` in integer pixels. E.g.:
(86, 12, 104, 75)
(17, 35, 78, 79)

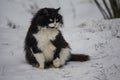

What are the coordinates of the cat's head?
(31, 8, 63, 29)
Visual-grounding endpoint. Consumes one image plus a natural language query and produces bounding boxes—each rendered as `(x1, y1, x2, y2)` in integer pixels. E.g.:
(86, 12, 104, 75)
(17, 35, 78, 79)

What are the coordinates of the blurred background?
(0, 0, 120, 28)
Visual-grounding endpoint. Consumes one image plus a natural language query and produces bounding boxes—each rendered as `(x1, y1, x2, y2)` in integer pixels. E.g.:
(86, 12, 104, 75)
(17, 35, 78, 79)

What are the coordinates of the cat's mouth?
(48, 26, 57, 29)
(50, 27, 55, 28)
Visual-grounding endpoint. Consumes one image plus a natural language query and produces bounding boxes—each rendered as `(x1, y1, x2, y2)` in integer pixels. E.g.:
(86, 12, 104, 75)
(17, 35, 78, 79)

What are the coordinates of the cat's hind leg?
(53, 48, 61, 68)
(59, 48, 71, 66)
(53, 47, 71, 68)
(53, 58, 61, 68)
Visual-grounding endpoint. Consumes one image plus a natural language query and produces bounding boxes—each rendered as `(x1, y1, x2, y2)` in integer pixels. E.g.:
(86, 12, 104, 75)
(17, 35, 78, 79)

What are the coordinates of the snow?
(0, 0, 120, 80)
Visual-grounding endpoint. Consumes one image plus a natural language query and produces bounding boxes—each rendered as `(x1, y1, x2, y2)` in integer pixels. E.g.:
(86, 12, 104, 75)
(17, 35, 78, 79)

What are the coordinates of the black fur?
(24, 8, 69, 68)
(31, 7, 63, 27)
(24, 7, 90, 69)
(51, 31, 69, 59)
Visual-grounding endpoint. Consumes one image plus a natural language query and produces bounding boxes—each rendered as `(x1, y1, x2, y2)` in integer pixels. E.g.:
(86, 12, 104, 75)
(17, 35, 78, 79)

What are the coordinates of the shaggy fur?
(24, 8, 90, 69)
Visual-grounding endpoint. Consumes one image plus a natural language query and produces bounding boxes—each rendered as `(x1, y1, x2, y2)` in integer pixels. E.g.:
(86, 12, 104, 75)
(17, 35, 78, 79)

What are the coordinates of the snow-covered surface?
(0, 0, 120, 80)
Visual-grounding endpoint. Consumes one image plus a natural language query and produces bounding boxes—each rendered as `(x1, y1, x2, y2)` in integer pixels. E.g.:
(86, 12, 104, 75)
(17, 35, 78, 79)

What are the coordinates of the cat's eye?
(49, 19, 53, 22)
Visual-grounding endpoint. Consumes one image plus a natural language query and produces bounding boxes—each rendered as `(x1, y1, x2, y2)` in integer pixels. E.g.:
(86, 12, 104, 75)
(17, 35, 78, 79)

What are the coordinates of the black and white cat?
(24, 8, 90, 69)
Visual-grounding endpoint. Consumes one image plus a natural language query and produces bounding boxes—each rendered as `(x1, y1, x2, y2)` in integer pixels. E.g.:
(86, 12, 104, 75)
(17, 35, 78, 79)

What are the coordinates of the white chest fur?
(33, 28, 59, 61)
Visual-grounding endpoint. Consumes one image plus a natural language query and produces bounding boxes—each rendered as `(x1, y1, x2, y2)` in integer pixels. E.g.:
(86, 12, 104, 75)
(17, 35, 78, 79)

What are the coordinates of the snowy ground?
(0, 0, 120, 80)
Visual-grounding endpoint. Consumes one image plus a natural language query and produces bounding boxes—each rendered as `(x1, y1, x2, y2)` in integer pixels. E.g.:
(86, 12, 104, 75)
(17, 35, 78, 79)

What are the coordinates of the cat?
(24, 7, 90, 69)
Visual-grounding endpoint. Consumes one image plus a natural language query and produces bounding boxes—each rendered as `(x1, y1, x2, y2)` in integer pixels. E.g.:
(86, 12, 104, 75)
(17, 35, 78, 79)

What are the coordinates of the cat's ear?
(42, 8, 49, 15)
(56, 7, 61, 12)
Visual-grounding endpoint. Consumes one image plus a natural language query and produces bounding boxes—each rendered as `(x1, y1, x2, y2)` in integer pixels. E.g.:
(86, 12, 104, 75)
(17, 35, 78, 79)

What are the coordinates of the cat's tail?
(70, 54, 90, 62)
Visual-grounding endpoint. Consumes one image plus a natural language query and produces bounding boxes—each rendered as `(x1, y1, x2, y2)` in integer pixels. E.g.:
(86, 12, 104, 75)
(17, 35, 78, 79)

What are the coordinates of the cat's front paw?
(38, 63, 45, 69)
(53, 58, 61, 68)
